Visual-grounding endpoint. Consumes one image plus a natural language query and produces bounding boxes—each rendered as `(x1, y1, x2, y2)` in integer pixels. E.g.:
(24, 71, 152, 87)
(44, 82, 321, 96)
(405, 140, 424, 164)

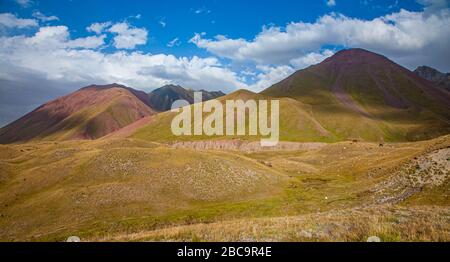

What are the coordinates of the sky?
(0, 0, 449, 126)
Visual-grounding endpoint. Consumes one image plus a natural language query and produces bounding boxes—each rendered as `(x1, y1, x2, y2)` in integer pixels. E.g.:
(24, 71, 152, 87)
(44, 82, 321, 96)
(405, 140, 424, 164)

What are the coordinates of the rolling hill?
(0, 132, 448, 241)
(0, 84, 156, 144)
(132, 89, 341, 142)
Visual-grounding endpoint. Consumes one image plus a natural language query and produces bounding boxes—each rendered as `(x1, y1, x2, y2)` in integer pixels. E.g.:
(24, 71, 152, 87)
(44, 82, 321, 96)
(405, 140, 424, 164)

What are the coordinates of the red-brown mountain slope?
(0, 84, 156, 143)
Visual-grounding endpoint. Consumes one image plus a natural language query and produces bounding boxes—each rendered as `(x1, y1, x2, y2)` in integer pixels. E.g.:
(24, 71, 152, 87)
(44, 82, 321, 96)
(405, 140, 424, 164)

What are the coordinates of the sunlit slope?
(262, 48, 450, 142)
(131, 89, 340, 142)
(0, 84, 155, 143)
(0, 138, 284, 241)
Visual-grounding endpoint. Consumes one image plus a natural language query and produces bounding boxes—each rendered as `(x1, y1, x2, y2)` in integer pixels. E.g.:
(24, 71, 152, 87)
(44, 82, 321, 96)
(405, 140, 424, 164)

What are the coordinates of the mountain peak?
(80, 83, 152, 107)
(414, 65, 450, 91)
(322, 48, 390, 66)
(159, 84, 184, 90)
(81, 83, 129, 90)
(414, 65, 445, 77)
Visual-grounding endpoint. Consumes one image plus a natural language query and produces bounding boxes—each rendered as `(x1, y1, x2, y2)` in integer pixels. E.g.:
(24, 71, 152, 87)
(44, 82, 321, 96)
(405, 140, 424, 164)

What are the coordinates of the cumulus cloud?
(0, 13, 38, 28)
(32, 11, 59, 22)
(289, 49, 335, 69)
(108, 22, 148, 49)
(86, 21, 112, 34)
(22, 25, 106, 49)
(191, 7, 450, 71)
(0, 25, 246, 92)
(247, 65, 295, 92)
(326, 0, 336, 7)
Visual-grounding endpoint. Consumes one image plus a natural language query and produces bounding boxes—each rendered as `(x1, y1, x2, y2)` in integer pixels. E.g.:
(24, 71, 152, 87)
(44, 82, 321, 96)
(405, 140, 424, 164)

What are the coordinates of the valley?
(0, 135, 448, 241)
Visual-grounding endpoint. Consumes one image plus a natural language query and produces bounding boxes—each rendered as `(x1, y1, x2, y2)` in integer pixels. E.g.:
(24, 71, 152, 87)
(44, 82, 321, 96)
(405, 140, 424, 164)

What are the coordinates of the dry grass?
(0, 135, 448, 241)
(95, 205, 449, 242)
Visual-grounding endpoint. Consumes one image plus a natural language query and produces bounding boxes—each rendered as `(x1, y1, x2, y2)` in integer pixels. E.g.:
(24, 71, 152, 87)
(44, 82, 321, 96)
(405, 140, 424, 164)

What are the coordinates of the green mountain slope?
(261, 48, 450, 142)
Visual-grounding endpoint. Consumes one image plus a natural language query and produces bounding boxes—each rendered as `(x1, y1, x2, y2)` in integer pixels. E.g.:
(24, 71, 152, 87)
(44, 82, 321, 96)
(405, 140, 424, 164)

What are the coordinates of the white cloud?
(327, 0, 336, 7)
(23, 25, 106, 49)
(86, 21, 112, 34)
(32, 11, 59, 22)
(167, 37, 180, 47)
(15, 0, 33, 8)
(190, 7, 450, 71)
(0, 13, 38, 28)
(289, 49, 335, 69)
(66, 34, 107, 49)
(0, 26, 246, 93)
(190, 33, 247, 59)
(418, 0, 449, 15)
(247, 65, 295, 92)
(108, 22, 148, 49)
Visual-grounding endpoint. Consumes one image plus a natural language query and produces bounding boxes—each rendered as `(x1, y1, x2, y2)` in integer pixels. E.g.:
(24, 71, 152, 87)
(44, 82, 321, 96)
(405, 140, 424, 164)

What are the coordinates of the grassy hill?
(0, 134, 448, 241)
(132, 89, 340, 143)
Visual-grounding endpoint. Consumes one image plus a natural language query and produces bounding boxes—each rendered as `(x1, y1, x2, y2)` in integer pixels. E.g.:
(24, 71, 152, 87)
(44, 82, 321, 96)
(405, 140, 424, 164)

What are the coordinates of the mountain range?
(134, 48, 450, 143)
(1, 48, 449, 242)
(148, 84, 225, 111)
(1, 48, 449, 144)
(0, 84, 224, 143)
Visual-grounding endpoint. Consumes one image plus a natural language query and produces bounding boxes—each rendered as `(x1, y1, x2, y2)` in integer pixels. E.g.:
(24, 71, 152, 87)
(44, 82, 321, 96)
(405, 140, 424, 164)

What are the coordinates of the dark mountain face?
(147, 84, 225, 111)
(414, 66, 450, 92)
(0, 84, 156, 144)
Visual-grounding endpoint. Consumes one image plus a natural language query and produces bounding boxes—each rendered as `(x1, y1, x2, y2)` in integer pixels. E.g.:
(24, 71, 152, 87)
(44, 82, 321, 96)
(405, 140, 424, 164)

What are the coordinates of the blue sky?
(0, 0, 449, 126)
(1, 0, 425, 57)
